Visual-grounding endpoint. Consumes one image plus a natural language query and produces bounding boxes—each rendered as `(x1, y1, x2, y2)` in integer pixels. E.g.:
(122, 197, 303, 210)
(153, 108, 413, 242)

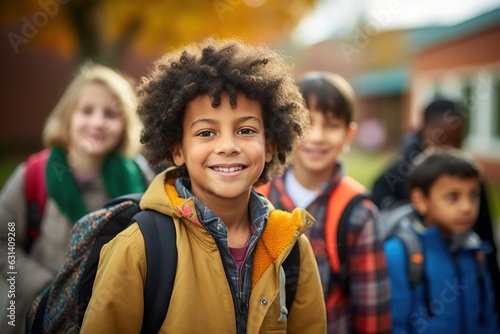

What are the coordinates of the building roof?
(352, 66, 409, 97)
(406, 7, 500, 53)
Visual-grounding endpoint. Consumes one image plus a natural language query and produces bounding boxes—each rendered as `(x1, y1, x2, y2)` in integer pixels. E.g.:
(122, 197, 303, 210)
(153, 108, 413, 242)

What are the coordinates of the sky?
(291, 0, 500, 47)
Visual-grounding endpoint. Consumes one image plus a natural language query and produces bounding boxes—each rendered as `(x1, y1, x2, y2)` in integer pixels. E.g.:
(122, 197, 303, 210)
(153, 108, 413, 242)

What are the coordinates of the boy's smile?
(212, 164, 245, 175)
(171, 93, 274, 205)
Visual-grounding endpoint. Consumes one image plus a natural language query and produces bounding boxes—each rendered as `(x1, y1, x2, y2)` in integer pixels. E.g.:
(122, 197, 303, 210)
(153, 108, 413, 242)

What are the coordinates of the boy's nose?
(215, 134, 241, 155)
(308, 125, 324, 142)
(460, 197, 475, 213)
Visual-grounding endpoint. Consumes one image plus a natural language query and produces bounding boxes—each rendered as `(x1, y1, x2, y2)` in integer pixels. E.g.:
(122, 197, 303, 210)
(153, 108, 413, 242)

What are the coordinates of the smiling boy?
(256, 72, 391, 333)
(80, 38, 326, 333)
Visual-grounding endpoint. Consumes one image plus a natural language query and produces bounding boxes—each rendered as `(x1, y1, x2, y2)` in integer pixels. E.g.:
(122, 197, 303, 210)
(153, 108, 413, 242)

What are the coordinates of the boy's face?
(411, 175, 480, 238)
(171, 93, 274, 204)
(293, 95, 356, 177)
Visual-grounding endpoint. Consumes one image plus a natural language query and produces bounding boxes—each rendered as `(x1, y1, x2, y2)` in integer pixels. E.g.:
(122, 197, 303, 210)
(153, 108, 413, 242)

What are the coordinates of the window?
(461, 81, 473, 137)
(493, 77, 500, 139)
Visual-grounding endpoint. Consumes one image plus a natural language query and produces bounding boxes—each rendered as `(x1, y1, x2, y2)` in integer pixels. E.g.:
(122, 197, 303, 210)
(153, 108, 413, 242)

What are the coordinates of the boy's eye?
(326, 122, 342, 129)
(470, 191, 480, 202)
(446, 193, 458, 202)
(237, 128, 256, 135)
(324, 117, 344, 129)
(196, 130, 215, 137)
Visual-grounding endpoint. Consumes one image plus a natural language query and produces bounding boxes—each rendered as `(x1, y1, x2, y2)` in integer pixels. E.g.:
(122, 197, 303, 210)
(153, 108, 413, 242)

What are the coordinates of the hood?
(140, 167, 193, 219)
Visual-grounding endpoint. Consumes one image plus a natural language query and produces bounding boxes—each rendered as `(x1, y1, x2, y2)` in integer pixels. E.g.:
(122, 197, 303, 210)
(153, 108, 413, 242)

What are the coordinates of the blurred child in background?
(0, 64, 148, 333)
(256, 71, 391, 333)
(385, 147, 499, 333)
(372, 98, 500, 323)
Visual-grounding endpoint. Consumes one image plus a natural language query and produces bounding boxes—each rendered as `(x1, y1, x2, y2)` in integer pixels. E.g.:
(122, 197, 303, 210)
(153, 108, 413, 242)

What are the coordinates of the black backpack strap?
(30, 292, 49, 334)
(282, 240, 300, 313)
(105, 192, 144, 207)
(474, 250, 486, 324)
(135, 210, 177, 334)
(331, 193, 371, 294)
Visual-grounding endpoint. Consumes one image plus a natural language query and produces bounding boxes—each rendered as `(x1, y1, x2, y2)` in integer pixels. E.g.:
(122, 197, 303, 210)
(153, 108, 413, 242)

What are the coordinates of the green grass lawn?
(341, 148, 395, 189)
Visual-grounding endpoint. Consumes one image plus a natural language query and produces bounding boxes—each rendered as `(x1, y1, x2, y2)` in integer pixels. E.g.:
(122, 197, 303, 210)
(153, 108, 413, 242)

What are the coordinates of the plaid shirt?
(265, 164, 391, 334)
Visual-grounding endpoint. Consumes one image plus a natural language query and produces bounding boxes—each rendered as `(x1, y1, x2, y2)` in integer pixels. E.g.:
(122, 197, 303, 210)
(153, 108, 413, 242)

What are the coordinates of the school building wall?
(409, 25, 500, 181)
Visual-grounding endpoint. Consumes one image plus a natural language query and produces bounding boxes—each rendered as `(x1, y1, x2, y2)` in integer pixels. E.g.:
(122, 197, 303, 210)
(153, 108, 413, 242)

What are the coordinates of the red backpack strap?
(324, 176, 366, 277)
(24, 149, 49, 252)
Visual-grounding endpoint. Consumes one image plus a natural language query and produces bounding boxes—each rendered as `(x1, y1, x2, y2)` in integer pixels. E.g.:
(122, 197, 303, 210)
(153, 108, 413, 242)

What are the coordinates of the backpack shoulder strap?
(106, 192, 144, 207)
(325, 176, 366, 272)
(282, 240, 300, 313)
(24, 149, 50, 252)
(134, 210, 177, 334)
(393, 218, 424, 288)
(474, 249, 486, 324)
(325, 175, 368, 292)
(254, 182, 270, 197)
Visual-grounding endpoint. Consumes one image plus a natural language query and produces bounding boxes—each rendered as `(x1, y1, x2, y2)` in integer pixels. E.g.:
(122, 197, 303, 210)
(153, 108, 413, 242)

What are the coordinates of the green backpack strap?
(135, 210, 177, 334)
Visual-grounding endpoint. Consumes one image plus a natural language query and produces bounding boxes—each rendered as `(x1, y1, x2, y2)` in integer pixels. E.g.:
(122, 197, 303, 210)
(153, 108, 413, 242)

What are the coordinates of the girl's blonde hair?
(42, 64, 142, 158)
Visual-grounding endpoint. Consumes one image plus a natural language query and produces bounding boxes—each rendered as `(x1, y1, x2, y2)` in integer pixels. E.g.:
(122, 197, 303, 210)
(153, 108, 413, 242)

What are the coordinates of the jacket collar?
(141, 166, 316, 288)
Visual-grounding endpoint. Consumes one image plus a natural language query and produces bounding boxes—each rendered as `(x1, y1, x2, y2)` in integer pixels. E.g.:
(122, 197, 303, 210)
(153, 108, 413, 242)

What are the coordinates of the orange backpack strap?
(254, 182, 270, 198)
(324, 175, 368, 292)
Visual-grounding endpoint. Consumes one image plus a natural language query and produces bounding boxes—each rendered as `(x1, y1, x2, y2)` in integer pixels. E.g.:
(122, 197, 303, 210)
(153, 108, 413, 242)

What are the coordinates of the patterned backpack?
(27, 193, 177, 334)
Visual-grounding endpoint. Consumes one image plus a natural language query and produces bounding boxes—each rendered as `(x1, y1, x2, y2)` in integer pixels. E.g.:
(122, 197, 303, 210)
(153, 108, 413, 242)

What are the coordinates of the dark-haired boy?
(256, 72, 391, 333)
(386, 147, 499, 333)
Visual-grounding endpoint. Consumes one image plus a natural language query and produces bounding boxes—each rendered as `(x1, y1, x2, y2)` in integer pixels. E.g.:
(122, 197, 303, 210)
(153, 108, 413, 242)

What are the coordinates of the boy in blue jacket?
(385, 147, 499, 333)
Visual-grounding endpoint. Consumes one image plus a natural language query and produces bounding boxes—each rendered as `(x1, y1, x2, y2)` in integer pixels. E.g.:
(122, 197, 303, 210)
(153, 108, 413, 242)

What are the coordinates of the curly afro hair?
(137, 37, 310, 184)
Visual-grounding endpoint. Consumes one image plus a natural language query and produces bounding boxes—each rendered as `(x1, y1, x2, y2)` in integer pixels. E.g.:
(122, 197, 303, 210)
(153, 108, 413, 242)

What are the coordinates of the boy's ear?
(170, 144, 185, 166)
(342, 122, 357, 153)
(346, 121, 358, 143)
(410, 188, 428, 216)
(265, 140, 277, 163)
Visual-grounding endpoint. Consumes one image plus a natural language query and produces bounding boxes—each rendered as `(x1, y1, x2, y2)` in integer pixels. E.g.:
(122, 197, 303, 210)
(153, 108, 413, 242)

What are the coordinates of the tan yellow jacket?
(81, 170, 326, 333)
